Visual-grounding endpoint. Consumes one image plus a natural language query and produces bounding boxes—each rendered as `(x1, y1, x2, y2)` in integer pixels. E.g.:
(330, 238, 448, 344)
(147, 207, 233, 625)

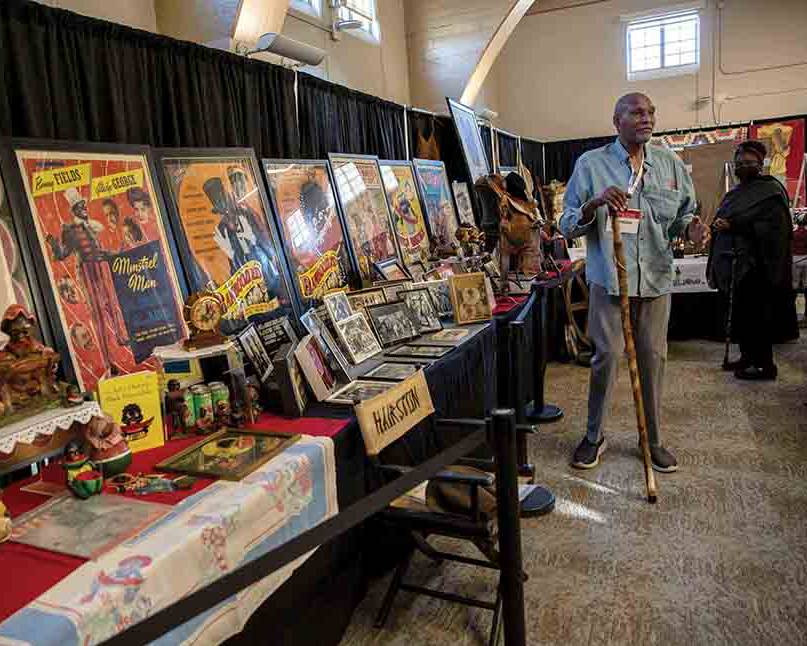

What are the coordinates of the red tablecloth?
(0, 413, 351, 622)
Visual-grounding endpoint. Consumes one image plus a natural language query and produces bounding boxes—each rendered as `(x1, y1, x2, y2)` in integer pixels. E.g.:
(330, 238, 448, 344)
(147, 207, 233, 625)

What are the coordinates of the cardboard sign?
(355, 370, 435, 456)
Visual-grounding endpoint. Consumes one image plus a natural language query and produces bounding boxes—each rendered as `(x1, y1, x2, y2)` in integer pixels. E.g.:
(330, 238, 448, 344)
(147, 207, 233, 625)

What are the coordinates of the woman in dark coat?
(708, 140, 793, 380)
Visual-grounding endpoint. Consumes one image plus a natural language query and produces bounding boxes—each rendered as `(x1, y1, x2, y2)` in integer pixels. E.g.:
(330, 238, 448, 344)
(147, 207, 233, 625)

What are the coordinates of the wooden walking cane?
(610, 214, 658, 503)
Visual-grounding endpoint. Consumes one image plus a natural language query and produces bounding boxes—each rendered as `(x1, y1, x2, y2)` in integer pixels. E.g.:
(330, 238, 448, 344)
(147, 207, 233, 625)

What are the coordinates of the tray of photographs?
(325, 380, 396, 405)
(365, 301, 421, 348)
(363, 361, 424, 382)
(386, 344, 453, 360)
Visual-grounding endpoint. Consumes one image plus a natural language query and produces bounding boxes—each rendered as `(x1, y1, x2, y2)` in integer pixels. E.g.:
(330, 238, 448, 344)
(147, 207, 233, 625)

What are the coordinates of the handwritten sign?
(355, 370, 435, 456)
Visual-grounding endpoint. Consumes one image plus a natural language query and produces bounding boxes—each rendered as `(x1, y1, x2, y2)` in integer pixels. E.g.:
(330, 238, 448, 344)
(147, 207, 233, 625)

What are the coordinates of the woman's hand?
(713, 218, 730, 232)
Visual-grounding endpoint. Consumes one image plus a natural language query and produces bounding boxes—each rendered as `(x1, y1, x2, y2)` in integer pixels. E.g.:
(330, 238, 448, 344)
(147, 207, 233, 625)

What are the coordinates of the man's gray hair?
(614, 93, 651, 117)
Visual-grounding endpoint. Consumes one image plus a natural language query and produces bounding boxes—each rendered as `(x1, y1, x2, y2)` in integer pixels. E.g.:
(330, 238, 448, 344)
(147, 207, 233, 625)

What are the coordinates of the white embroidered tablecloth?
(0, 434, 338, 646)
(0, 401, 102, 454)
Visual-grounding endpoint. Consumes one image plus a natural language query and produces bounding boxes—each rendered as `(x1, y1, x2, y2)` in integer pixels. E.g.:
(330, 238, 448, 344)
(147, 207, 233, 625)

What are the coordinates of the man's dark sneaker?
(735, 364, 777, 381)
(722, 357, 750, 372)
(571, 437, 607, 469)
(649, 445, 678, 473)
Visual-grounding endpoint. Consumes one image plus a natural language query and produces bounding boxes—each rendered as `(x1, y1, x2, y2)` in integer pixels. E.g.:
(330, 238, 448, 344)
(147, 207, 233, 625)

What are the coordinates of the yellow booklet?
(97, 371, 164, 453)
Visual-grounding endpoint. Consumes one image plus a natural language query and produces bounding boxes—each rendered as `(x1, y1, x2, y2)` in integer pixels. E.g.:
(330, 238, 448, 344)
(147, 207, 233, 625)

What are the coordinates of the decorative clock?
(183, 290, 226, 350)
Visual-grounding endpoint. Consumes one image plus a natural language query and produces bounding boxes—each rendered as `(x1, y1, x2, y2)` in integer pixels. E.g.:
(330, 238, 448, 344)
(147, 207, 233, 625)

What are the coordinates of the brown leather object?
(426, 465, 497, 520)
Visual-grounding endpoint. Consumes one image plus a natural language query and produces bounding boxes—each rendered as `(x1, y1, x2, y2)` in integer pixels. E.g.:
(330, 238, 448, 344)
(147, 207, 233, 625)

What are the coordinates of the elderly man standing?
(559, 93, 709, 473)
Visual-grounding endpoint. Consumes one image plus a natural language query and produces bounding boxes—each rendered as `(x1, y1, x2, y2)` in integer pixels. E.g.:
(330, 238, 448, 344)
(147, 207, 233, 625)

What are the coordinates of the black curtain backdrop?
(520, 138, 544, 196)
(543, 134, 613, 184)
(0, 0, 299, 158)
(497, 131, 519, 168)
(298, 73, 406, 160)
(407, 109, 468, 183)
(480, 124, 494, 170)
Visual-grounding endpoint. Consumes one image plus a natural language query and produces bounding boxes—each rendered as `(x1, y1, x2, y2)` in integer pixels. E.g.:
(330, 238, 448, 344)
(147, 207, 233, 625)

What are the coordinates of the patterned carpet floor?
(340, 336, 807, 646)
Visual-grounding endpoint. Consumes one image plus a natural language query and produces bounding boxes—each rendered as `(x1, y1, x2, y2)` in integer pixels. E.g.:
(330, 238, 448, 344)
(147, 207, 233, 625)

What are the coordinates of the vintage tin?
(191, 384, 213, 429)
(182, 387, 196, 429)
(209, 381, 231, 417)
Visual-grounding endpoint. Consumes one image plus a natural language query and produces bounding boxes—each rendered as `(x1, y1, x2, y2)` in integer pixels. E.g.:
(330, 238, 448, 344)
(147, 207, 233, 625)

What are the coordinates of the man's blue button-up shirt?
(559, 138, 696, 298)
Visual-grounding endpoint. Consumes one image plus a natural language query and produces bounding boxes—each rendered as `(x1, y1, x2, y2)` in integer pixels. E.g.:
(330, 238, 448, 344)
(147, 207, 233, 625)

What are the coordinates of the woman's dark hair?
(736, 140, 767, 162)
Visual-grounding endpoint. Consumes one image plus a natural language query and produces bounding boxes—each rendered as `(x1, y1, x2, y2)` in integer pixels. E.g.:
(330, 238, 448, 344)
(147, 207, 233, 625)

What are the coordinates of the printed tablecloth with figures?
(0, 435, 337, 646)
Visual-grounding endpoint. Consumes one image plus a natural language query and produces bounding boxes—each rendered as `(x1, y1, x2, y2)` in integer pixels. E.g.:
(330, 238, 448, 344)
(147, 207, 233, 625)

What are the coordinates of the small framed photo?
(401, 288, 442, 333)
(375, 258, 411, 282)
(294, 334, 338, 401)
(419, 328, 471, 345)
(335, 312, 383, 364)
(373, 279, 413, 303)
(325, 380, 396, 405)
(410, 279, 453, 318)
(449, 272, 493, 324)
(301, 308, 351, 378)
(407, 260, 428, 282)
(366, 301, 421, 347)
(386, 344, 453, 359)
(347, 287, 387, 314)
(236, 324, 274, 382)
(323, 290, 354, 324)
(363, 362, 422, 381)
(273, 342, 308, 417)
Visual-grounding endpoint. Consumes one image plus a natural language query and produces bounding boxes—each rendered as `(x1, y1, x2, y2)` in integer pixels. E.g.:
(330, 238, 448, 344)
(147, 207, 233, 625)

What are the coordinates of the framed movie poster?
(2, 141, 187, 392)
(447, 98, 491, 184)
(263, 160, 353, 307)
(413, 159, 460, 248)
(379, 160, 431, 264)
(329, 154, 401, 281)
(156, 149, 297, 340)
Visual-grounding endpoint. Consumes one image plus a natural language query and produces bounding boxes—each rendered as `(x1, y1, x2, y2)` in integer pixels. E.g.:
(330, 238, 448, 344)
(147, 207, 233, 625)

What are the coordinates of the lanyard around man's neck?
(626, 149, 645, 198)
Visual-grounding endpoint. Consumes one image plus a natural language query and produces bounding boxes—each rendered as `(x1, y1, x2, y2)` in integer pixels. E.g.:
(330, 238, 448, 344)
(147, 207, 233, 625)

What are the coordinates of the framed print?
(156, 149, 296, 336)
(375, 258, 411, 282)
(408, 260, 427, 282)
(413, 159, 460, 248)
(236, 323, 274, 382)
(374, 279, 413, 303)
(262, 160, 353, 307)
(2, 141, 187, 392)
(325, 379, 395, 405)
(323, 290, 353, 324)
(334, 312, 382, 364)
(273, 342, 308, 417)
(363, 362, 421, 381)
(329, 154, 401, 281)
(401, 288, 442, 333)
(300, 308, 351, 378)
(451, 181, 476, 226)
(379, 160, 431, 264)
(386, 344, 452, 359)
(420, 328, 470, 345)
(449, 272, 493, 324)
(294, 334, 338, 401)
(157, 429, 299, 481)
(410, 280, 453, 318)
(347, 287, 386, 313)
(446, 98, 491, 184)
(365, 301, 421, 347)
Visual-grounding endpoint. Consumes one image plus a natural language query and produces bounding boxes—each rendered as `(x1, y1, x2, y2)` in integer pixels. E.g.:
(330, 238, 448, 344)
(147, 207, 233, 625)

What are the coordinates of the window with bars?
(339, 0, 379, 41)
(626, 10, 699, 80)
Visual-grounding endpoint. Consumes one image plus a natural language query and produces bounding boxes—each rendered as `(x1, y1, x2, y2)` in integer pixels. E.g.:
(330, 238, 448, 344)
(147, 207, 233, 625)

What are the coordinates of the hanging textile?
(406, 109, 468, 183)
(520, 138, 545, 200)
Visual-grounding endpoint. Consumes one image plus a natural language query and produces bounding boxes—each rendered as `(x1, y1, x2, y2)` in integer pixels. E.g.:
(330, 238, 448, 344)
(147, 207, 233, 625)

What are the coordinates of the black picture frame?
(365, 301, 421, 348)
(412, 158, 461, 248)
(236, 323, 274, 383)
(262, 158, 358, 309)
(386, 344, 452, 359)
(446, 98, 491, 185)
(363, 361, 423, 382)
(0, 137, 189, 388)
(379, 159, 433, 263)
(401, 287, 443, 333)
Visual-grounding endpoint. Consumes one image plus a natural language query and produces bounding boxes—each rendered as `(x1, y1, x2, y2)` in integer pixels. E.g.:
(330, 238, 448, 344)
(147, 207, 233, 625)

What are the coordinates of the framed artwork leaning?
(155, 148, 297, 338)
(329, 154, 401, 281)
(346, 287, 387, 314)
(413, 159, 460, 249)
(334, 312, 382, 364)
(449, 272, 493, 324)
(273, 342, 308, 417)
(379, 160, 431, 264)
(375, 258, 410, 282)
(236, 323, 274, 382)
(409, 279, 453, 318)
(295, 334, 338, 401)
(323, 290, 353, 324)
(446, 98, 491, 185)
(1, 140, 188, 392)
(366, 301, 421, 347)
(262, 160, 353, 307)
(401, 288, 442, 333)
(300, 308, 351, 378)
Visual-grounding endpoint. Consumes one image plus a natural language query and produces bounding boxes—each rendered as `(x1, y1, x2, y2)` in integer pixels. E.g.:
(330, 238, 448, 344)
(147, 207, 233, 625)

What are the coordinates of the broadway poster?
(380, 162, 431, 265)
(14, 149, 186, 392)
(263, 160, 352, 307)
(330, 156, 400, 280)
(413, 159, 460, 248)
(159, 153, 295, 335)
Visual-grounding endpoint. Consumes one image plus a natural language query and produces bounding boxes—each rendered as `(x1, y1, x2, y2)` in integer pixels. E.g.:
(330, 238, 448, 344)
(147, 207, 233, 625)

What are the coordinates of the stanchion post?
(527, 282, 564, 423)
(490, 408, 527, 646)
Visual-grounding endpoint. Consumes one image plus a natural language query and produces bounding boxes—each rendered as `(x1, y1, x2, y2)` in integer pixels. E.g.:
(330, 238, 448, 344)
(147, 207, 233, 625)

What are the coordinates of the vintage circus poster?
(413, 159, 460, 248)
(380, 161, 431, 264)
(750, 119, 806, 203)
(14, 148, 186, 392)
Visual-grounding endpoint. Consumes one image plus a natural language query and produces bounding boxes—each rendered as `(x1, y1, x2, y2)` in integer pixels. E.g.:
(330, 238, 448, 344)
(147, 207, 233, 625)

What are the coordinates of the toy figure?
(1, 305, 49, 359)
(245, 377, 262, 424)
(63, 440, 103, 499)
(82, 414, 132, 476)
(63, 383, 84, 407)
(164, 379, 185, 432)
(214, 399, 231, 430)
(120, 402, 153, 442)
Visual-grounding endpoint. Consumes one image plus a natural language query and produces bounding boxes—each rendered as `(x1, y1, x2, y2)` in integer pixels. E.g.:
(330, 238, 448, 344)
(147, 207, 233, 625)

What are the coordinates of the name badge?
(606, 208, 642, 235)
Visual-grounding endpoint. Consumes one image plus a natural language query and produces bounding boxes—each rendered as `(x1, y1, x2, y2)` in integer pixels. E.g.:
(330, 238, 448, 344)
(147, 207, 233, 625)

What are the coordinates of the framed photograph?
(410, 279, 453, 318)
(325, 380, 395, 405)
(407, 260, 427, 282)
(294, 334, 338, 401)
(334, 312, 382, 364)
(375, 279, 413, 303)
(365, 301, 421, 347)
(402, 288, 442, 333)
(157, 429, 300, 481)
(446, 98, 491, 184)
(379, 160, 431, 264)
(273, 342, 308, 417)
(300, 308, 351, 378)
(1, 140, 187, 392)
(386, 344, 453, 359)
(375, 257, 411, 282)
(451, 181, 476, 226)
(329, 154, 401, 281)
(323, 290, 353, 324)
(419, 328, 470, 345)
(262, 160, 353, 307)
(236, 323, 274, 382)
(449, 272, 493, 324)
(155, 148, 297, 334)
(346, 287, 387, 313)
(413, 159, 460, 248)
(364, 361, 422, 381)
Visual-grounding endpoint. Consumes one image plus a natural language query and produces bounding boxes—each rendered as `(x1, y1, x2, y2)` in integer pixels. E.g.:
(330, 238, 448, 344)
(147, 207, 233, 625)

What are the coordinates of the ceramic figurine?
(245, 377, 262, 424)
(63, 383, 84, 407)
(82, 414, 132, 476)
(164, 379, 185, 432)
(63, 440, 103, 499)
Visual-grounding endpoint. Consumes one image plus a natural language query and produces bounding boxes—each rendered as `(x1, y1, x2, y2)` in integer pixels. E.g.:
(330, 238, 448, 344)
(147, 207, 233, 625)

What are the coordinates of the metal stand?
(526, 283, 564, 423)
